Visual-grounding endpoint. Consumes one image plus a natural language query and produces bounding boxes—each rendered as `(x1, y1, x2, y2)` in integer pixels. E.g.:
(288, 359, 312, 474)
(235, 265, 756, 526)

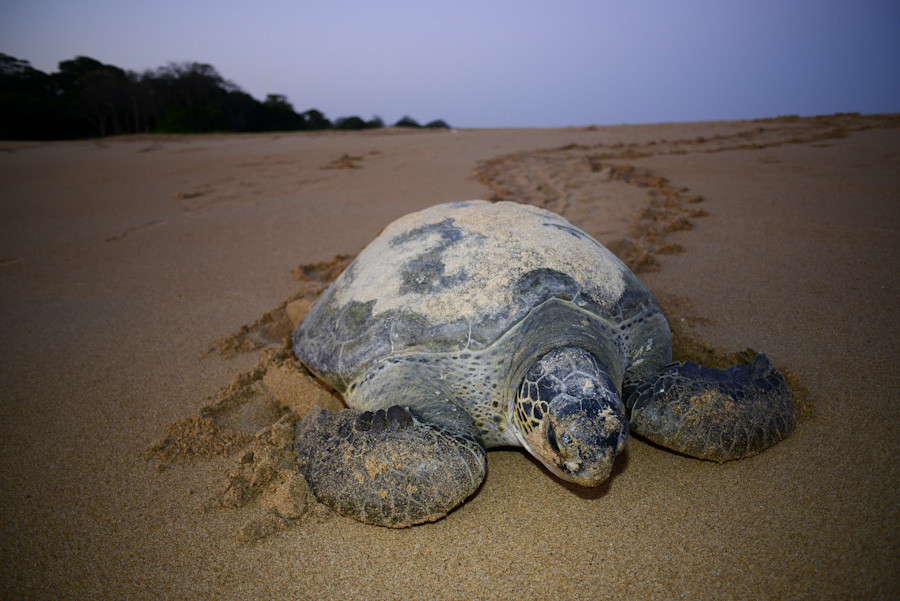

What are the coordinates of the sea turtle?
(293, 200, 795, 527)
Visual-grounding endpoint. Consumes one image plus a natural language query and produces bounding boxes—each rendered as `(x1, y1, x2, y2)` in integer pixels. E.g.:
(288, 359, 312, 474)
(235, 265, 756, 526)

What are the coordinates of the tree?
(394, 115, 421, 128)
(301, 109, 331, 130)
(334, 115, 369, 130)
(0, 54, 64, 139)
(130, 69, 162, 133)
(56, 56, 132, 136)
(0, 53, 36, 76)
(150, 62, 233, 132)
(257, 94, 305, 131)
(264, 94, 292, 109)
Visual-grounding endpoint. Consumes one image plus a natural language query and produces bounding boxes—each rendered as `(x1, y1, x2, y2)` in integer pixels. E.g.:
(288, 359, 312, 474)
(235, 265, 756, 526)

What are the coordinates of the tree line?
(0, 53, 450, 140)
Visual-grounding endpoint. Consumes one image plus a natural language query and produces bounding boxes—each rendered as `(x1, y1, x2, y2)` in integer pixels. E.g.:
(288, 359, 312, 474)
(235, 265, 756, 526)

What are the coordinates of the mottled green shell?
(293, 201, 661, 393)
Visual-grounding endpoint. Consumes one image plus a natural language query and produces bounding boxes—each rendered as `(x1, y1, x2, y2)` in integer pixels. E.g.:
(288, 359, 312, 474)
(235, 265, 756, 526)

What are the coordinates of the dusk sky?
(2, 0, 898, 128)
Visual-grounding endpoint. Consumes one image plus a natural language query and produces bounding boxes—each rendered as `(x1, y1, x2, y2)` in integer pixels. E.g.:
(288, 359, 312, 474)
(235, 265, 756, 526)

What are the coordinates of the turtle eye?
(546, 423, 560, 453)
(560, 432, 573, 446)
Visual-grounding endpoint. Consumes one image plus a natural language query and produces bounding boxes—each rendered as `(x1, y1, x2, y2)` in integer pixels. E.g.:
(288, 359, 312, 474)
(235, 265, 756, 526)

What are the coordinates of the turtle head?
(512, 347, 628, 486)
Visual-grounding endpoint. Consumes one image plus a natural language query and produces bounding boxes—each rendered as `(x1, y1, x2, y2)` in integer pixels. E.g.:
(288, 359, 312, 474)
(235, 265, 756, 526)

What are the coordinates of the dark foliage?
(300, 109, 333, 130)
(334, 116, 367, 130)
(334, 115, 386, 130)
(0, 53, 447, 139)
(394, 115, 422, 128)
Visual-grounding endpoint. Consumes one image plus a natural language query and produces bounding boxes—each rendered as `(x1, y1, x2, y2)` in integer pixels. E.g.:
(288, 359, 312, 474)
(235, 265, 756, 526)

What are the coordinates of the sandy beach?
(1, 114, 898, 599)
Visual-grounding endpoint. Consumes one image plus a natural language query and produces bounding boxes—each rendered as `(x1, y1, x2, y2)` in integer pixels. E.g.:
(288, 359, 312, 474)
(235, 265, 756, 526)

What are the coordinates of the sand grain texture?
(1, 117, 898, 599)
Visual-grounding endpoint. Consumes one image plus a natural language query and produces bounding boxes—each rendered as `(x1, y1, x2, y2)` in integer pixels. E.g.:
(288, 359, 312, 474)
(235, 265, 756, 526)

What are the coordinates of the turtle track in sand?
(475, 112, 900, 273)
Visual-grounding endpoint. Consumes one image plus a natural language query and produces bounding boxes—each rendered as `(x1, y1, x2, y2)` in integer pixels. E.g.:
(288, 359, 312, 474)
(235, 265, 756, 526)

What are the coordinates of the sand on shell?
(1, 115, 898, 599)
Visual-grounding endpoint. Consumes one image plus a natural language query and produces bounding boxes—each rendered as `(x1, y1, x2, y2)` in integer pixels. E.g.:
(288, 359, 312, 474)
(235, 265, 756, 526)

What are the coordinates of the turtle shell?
(293, 201, 655, 391)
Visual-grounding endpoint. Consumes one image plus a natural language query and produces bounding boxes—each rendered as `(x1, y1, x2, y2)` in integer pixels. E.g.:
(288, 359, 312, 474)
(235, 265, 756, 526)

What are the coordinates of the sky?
(1, 0, 898, 128)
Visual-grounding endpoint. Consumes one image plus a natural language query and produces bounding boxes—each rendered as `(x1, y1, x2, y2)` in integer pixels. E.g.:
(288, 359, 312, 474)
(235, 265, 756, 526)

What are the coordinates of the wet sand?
(1, 115, 898, 599)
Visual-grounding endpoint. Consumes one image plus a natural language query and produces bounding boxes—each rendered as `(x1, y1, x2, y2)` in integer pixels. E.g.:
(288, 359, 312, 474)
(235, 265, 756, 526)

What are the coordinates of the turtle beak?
(548, 395, 629, 486)
(556, 452, 615, 486)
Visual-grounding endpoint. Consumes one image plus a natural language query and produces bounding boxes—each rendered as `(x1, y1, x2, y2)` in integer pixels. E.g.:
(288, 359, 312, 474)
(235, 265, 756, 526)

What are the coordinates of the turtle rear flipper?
(625, 354, 795, 462)
(295, 405, 486, 527)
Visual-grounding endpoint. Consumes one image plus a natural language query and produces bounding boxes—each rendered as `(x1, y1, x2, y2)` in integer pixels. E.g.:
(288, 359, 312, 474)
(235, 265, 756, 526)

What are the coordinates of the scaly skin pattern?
(295, 405, 485, 527)
(626, 354, 795, 462)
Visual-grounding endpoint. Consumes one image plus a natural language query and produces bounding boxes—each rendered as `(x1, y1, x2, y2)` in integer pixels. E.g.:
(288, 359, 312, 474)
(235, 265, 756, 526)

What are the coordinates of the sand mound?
(145, 256, 350, 539)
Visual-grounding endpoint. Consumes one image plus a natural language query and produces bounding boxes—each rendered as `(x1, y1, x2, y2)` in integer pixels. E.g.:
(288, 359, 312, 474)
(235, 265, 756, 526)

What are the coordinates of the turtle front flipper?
(625, 354, 795, 462)
(295, 404, 486, 527)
